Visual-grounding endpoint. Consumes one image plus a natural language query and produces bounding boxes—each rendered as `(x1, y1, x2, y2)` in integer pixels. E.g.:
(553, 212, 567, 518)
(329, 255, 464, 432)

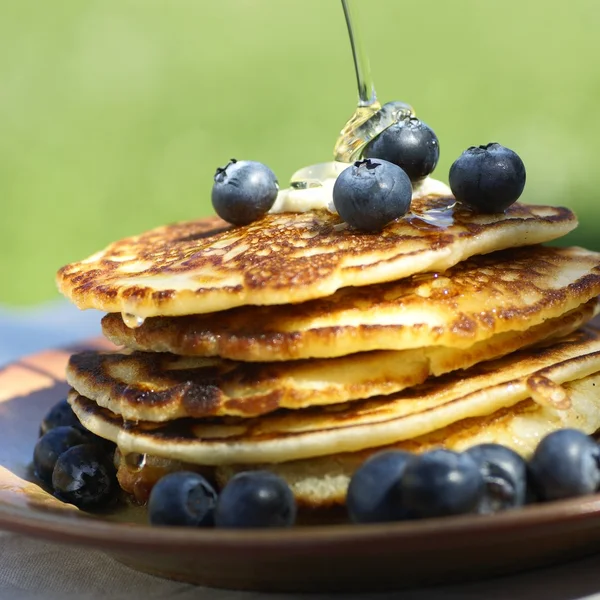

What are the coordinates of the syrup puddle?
(408, 200, 457, 230)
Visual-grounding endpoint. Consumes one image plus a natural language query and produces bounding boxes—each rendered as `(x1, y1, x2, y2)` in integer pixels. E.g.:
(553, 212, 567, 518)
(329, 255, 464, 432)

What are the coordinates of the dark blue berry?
(33, 426, 89, 485)
(52, 444, 117, 509)
(38, 399, 114, 456)
(363, 117, 440, 181)
(215, 471, 296, 529)
(449, 143, 526, 213)
(148, 471, 217, 527)
(39, 398, 85, 436)
(332, 158, 412, 231)
(211, 159, 278, 225)
(529, 429, 600, 501)
(401, 449, 484, 518)
(346, 451, 412, 523)
(466, 444, 528, 514)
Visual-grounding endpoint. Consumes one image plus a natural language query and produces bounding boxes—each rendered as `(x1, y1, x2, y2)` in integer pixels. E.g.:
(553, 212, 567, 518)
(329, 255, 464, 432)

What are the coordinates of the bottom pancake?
(217, 372, 600, 507)
(112, 371, 600, 508)
(71, 327, 600, 508)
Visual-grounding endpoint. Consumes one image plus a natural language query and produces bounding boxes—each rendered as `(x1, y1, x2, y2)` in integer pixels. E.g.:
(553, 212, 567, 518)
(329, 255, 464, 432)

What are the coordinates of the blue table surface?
(0, 301, 102, 367)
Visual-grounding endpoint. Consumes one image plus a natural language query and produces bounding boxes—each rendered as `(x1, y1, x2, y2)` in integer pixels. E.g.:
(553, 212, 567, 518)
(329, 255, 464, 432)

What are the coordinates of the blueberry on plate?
(346, 450, 412, 523)
(448, 142, 526, 213)
(401, 449, 485, 518)
(215, 470, 296, 528)
(466, 444, 528, 514)
(39, 398, 85, 436)
(33, 425, 90, 485)
(211, 159, 279, 226)
(363, 117, 440, 181)
(332, 158, 412, 232)
(52, 443, 117, 509)
(148, 471, 217, 527)
(529, 429, 600, 501)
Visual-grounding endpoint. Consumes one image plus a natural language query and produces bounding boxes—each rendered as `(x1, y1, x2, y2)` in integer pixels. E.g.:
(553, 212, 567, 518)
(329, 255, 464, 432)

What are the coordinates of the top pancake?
(56, 199, 576, 318)
(102, 245, 600, 361)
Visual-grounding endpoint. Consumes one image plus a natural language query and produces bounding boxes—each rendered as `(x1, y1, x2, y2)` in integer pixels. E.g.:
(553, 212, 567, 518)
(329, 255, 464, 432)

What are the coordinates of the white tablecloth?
(3, 303, 600, 599)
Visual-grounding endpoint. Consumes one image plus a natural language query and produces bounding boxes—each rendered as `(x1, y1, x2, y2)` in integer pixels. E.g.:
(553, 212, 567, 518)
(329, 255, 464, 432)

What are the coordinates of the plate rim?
(1, 492, 600, 553)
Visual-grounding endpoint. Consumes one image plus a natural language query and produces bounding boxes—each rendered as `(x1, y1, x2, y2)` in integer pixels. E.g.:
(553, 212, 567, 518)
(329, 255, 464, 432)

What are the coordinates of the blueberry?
(33, 426, 89, 485)
(215, 471, 296, 529)
(52, 444, 117, 509)
(39, 398, 85, 436)
(346, 450, 412, 523)
(38, 399, 115, 460)
(449, 143, 526, 213)
(363, 117, 440, 181)
(529, 429, 600, 501)
(211, 159, 279, 226)
(332, 158, 412, 231)
(148, 471, 217, 527)
(38, 399, 114, 454)
(466, 444, 527, 514)
(401, 449, 484, 518)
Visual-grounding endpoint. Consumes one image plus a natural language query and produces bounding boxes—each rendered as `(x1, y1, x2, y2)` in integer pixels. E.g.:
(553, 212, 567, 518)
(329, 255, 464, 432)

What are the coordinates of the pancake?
(215, 372, 600, 508)
(113, 372, 600, 508)
(67, 299, 599, 421)
(57, 200, 575, 318)
(101, 245, 600, 361)
(68, 326, 600, 466)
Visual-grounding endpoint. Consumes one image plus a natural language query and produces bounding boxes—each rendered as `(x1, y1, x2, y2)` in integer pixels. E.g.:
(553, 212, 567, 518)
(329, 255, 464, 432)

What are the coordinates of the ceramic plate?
(3, 343, 600, 592)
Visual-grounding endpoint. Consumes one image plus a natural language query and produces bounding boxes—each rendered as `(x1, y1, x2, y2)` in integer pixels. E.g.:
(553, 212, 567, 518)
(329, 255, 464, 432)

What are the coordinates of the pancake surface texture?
(111, 370, 600, 508)
(57, 200, 576, 318)
(68, 326, 600, 466)
(102, 245, 600, 361)
(215, 371, 600, 508)
(67, 300, 599, 421)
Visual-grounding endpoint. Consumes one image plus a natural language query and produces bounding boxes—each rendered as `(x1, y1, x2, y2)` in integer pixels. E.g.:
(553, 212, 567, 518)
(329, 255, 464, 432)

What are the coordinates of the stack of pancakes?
(57, 196, 600, 509)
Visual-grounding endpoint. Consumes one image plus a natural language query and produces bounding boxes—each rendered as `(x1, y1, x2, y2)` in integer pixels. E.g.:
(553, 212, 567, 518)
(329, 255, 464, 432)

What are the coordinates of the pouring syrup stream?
(290, 0, 415, 189)
(333, 0, 414, 163)
(341, 0, 376, 108)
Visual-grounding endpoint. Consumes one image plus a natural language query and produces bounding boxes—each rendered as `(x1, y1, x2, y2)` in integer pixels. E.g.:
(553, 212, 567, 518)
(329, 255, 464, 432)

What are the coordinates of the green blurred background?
(2, 0, 599, 306)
